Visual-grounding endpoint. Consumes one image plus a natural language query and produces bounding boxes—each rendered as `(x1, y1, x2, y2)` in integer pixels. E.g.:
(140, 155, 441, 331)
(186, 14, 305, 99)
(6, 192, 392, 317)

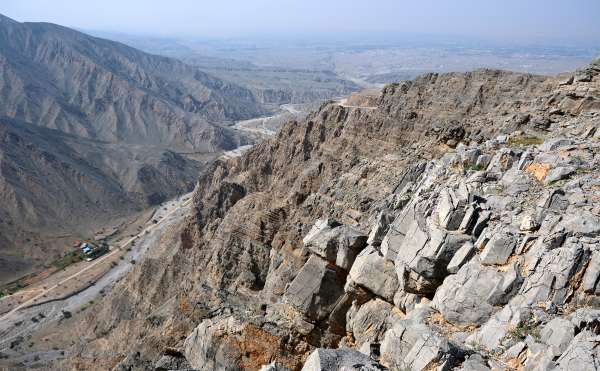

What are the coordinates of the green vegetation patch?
(508, 136, 544, 147)
(51, 251, 84, 270)
(507, 317, 540, 342)
(467, 163, 487, 171)
(1, 279, 28, 296)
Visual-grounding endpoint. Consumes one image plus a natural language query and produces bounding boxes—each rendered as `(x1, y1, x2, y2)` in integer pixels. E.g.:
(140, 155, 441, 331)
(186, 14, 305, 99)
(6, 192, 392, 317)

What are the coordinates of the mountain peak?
(0, 13, 18, 24)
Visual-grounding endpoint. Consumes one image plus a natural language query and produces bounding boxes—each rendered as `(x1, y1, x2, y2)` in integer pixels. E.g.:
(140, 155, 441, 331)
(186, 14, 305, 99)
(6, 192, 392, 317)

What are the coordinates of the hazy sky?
(1, 0, 600, 45)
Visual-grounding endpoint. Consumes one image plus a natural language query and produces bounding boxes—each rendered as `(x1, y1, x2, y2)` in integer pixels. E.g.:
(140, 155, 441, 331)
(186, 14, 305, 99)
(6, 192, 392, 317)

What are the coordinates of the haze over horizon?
(1, 0, 600, 46)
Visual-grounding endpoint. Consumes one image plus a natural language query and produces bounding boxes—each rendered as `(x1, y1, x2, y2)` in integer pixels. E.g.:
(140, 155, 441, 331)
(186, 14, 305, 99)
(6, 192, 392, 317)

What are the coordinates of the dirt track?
(0, 194, 193, 368)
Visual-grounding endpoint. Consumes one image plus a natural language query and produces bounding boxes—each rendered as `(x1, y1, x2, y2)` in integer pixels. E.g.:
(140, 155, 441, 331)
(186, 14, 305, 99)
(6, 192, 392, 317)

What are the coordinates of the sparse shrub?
(508, 136, 544, 147)
(507, 317, 540, 342)
(467, 163, 486, 171)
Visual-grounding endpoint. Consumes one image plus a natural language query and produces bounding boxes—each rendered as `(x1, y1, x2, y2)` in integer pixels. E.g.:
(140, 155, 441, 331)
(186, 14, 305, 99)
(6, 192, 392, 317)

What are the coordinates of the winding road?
(336, 97, 378, 110)
(0, 194, 193, 367)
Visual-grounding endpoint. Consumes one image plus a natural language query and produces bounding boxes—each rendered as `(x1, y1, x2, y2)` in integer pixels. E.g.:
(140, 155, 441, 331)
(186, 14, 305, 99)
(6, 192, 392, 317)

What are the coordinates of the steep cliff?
(66, 59, 600, 370)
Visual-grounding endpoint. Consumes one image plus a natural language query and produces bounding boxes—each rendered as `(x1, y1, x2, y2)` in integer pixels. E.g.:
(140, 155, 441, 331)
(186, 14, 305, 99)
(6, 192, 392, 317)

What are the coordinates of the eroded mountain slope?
(0, 13, 269, 281)
(0, 14, 263, 147)
(61, 60, 600, 370)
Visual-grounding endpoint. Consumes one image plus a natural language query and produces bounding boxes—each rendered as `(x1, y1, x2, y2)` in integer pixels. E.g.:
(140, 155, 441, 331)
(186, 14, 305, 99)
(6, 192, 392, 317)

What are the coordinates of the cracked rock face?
(66, 59, 600, 371)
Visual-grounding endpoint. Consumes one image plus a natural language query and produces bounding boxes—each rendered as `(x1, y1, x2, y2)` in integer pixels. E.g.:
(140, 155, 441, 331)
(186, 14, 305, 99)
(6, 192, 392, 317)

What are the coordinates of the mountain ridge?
(0, 13, 266, 284)
(57, 59, 600, 370)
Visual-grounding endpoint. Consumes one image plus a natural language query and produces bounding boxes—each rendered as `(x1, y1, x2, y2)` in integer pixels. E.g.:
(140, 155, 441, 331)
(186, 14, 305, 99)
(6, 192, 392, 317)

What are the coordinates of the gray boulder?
(381, 201, 420, 261)
(447, 241, 475, 274)
(539, 138, 574, 151)
(582, 251, 600, 294)
(569, 308, 600, 330)
(347, 299, 404, 346)
(259, 363, 291, 371)
(367, 210, 395, 246)
(466, 303, 531, 350)
(301, 348, 386, 371)
(183, 317, 243, 371)
(544, 166, 576, 185)
(523, 339, 557, 371)
(393, 291, 430, 313)
(480, 226, 517, 265)
(303, 218, 342, 245)
(432, 259, 522, 325)
(501, 168, 533, 195)
(283, 255, 346, 321)
(559, 210, 600, 237)
(540, 189, 569, 211)
(486, 148, 515, 173)
(517, 150, 534, 170)
(519, 215, 540, 232)
(518, 240, 587, 306)
(475, 154, 492, 170)
(380, 309, 462, 371)
(555, 330, 600, 370)
(540, 317, 575, 355)
(154, 352, 193, 371)
(304, 221, 368, 270)
(348, 247, 399, 302)
(436, 187, 469, 231)
(457, 354, 491, 371)
(393, 220, 471, 294)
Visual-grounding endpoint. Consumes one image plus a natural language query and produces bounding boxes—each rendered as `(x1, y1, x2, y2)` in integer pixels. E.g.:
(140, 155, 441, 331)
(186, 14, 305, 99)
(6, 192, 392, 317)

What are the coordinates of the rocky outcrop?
(66, 59, 600, 371)
(301, 348, 385, 371)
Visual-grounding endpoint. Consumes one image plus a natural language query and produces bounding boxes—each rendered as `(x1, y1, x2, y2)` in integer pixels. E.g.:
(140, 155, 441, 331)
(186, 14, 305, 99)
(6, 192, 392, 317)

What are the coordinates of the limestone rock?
(447, 241, 475, 274)
(303, 218, 342, 246)
(303, 221, 368, 270)
(501, 168, 533, 195)
(301, 348, 386, 371)
(480, 227, 517, 265)
(582, 251, 600, 294)
(259, 363, 290, 371)
(68, 58, 600, 371)
(283, 255, 346, 321)
(540, 317, 575, 355)
(367, 210, 395, 246)
(154, 352, 193, 371)
(518, 240, 587, 306)
(436, 187, 469, 231)
(519, 215, 540, 232)
(559, 210, 600, 237)
(184, 316, 244, 371)
(348, 247, 399, 302)
(347, 299, 404, 346)
(457, 354, 491, 371)
(380, 308, 463, 371)
(393, 219, 471, 294)
(539, 138, 574, 151)
(380, 201, 420, 261)
(544, 166, 576, 185)
(432, 259, 522, 325)
(555, 330, 600, 370)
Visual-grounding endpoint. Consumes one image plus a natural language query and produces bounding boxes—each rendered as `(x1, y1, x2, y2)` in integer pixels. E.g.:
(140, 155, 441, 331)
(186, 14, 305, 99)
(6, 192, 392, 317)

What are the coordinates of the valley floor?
(0, 194, 193, 369)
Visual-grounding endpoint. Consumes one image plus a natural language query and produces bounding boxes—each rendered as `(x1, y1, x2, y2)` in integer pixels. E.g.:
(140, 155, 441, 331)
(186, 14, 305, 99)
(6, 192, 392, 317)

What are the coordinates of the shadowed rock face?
(60, 59, 600, 371)
(0, 14, 268, 283)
